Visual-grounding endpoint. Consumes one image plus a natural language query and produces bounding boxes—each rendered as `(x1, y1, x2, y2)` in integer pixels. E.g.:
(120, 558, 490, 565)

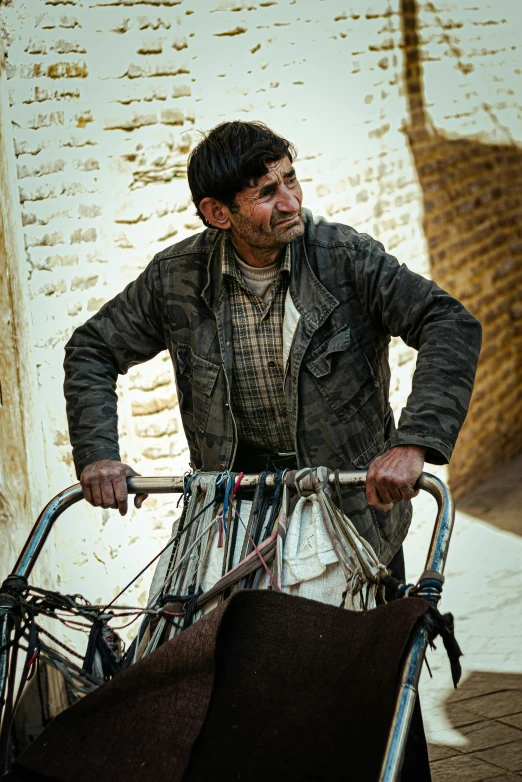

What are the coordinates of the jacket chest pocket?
(305, 325, 379, 424)
(177, 344, 221, 433)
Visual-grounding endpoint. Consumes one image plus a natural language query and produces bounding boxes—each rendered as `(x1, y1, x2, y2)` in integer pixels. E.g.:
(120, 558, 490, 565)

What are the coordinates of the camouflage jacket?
(64, 210, 481, 563)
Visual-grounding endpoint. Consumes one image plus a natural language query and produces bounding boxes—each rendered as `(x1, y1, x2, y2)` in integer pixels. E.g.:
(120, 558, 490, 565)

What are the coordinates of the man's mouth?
(273, 215, 300, 228)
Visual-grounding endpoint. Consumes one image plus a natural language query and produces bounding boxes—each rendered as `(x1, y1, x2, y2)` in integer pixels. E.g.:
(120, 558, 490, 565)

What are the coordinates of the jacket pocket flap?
(177, 345, 220, 396)
(306, 326, 351, 378)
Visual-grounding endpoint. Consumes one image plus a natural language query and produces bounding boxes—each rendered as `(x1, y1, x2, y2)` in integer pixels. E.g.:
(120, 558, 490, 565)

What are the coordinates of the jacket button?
(225, 402, 229, 409)
(268, 360, 276, 367)
(226, 341, 232, 347)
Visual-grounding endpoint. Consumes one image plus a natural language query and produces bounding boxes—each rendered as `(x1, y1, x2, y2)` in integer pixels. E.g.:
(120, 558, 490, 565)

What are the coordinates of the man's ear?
(199, 197, 232, 230)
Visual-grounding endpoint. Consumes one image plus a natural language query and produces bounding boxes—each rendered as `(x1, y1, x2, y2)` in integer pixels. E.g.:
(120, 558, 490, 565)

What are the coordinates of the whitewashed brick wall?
(1, 0, 519, 633)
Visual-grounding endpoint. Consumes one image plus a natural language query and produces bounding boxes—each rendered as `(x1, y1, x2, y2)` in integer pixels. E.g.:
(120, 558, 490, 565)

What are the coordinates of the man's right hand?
(80, 460, 148, 516)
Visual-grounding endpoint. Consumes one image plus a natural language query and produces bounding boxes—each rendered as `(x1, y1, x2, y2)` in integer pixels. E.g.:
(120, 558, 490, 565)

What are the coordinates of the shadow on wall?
(427, 670, 522, 781)
(456, 451, 522, 536)
(400, 0, 522, 499)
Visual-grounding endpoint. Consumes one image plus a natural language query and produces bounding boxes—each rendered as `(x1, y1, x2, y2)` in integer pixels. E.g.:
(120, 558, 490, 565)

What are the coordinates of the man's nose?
(276, 186, 300, 213)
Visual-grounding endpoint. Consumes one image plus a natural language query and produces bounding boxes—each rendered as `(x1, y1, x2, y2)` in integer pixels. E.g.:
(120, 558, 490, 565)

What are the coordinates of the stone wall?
(0, 0, 520, 622)
(401, 0, 522, 497)
(0, 0, 428, 615)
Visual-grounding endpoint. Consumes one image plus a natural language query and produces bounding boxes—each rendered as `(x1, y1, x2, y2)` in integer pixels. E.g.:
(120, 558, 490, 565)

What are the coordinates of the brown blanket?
(6, 590, 430, 782)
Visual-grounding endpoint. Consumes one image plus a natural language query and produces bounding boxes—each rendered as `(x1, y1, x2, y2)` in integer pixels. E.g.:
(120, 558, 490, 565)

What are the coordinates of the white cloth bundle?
(149, 468, 387, 614)
(282, 467, 388, 610)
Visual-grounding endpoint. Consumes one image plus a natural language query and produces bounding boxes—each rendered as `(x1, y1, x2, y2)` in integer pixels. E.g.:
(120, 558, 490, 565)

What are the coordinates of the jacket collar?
(289, 215, 339, 333)
(201, 213, 339, 331)
(202, 231, 227, 312)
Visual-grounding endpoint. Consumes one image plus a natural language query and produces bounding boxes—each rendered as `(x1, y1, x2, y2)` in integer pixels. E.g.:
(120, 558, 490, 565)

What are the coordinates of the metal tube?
(8, 472, 368, 580)
(126, 471, 371, 492)
(8, 471, 451, 583)
(11, 484, 83, 580)
(416, 472, 455, 574)
(0, 617, 9, 720)
(378, 625, 430, 782)
(378, 473, 455, 782)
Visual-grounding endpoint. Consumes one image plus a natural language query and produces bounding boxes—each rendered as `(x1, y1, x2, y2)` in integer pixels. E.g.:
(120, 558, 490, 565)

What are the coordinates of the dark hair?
(187, 121, 297, 227)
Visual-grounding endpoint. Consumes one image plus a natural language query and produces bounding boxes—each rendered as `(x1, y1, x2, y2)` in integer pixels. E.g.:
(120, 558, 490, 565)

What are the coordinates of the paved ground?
(404, 453, 522, 781)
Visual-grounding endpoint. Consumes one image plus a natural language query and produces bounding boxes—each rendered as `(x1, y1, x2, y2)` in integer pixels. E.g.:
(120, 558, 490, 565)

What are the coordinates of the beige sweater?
(234, 252, 281, 303)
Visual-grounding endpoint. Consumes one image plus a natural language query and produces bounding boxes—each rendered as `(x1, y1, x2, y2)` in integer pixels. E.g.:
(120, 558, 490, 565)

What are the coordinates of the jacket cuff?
(388, 432, 452, 466)
(74, 447, 121, 480)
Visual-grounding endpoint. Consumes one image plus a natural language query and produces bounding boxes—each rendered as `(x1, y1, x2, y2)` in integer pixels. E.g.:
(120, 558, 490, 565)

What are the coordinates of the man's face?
(227, 157, 304, 250)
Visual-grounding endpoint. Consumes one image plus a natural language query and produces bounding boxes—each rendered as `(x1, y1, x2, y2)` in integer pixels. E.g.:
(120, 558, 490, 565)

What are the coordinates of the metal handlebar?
(9, 471, 454, 583)
(1, 471, 455, 782)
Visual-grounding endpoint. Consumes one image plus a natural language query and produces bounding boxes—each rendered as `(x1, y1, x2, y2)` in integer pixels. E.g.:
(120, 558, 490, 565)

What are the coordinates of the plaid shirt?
(222, 237, 294, 454)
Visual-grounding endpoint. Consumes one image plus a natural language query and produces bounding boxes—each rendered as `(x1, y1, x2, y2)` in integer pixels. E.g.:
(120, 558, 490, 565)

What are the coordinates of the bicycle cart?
(0, 470, 458, 782)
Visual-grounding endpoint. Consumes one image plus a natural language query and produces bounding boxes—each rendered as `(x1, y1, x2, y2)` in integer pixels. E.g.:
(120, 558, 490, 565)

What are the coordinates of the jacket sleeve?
(354, 236, 482, 465)
(64, 256, 166, 478)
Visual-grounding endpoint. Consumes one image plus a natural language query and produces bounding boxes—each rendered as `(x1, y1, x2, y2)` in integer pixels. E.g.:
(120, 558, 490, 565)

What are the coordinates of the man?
(64, 119, 480, 781)
(64, 120, 481, 571)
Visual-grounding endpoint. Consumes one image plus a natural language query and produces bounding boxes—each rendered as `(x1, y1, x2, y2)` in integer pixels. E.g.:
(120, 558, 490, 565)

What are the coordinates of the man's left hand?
(366, 445, 426, 511)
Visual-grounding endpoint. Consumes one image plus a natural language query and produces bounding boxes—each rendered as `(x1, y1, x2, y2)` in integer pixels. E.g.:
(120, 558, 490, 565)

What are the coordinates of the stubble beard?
(231, 209, 304, 250)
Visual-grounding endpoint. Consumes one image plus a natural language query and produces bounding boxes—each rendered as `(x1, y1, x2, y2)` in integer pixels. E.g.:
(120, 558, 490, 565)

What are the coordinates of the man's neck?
(231, 234, 285, 268)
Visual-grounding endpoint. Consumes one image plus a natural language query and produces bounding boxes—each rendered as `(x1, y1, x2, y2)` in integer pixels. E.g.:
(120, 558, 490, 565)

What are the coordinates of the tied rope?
(423, 608, 463, 688)
(289, 467, 388, 610)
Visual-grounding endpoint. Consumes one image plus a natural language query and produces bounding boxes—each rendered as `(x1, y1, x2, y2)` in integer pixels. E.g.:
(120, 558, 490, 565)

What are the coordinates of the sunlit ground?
(404, 454, 522, 779)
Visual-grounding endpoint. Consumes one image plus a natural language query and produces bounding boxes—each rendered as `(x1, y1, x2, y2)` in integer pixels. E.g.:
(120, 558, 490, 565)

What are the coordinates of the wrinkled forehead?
(245, 156, 295, 192)
(263, 157, 293, 178)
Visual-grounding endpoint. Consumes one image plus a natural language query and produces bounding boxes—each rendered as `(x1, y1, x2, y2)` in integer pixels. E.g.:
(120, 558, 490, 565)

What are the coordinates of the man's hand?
(366, 445, 425, 511)
(80, 460, 148, 516)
